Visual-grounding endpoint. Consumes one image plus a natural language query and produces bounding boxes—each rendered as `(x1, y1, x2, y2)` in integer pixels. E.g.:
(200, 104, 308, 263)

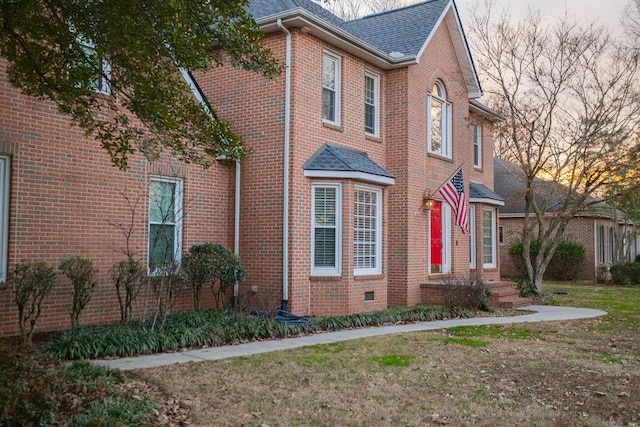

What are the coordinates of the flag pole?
(433, 163, 464, 196)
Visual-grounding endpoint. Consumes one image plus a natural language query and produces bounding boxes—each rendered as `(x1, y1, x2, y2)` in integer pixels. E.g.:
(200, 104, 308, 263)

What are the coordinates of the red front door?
(430, 201, 442, 272)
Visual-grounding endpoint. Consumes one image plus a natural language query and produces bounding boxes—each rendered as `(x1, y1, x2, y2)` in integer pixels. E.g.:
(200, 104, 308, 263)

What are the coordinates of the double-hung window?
(148, 177, 183, 271)
(0, 156, 9, 282)
(77, 37, 111, 94)
(354, 186, 382, 275)
(311, 184, 342, 276)
(322, 52, 341, 125)
(473, 124, 482, 168)
(482, 208, 497, 268)
(364, 71, 380, 136)
(428, 80, 452, 157)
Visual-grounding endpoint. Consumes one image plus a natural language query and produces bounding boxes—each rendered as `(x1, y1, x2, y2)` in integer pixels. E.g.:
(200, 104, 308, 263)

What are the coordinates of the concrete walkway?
(93, 305, 606, 371)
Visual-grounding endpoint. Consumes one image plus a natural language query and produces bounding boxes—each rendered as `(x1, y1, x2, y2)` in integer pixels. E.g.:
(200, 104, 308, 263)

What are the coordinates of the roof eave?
(257, 10, 418, 70)
(469, 99, 504, 122)
(304, 169, 395, 186)
(470, 197, 505, 206)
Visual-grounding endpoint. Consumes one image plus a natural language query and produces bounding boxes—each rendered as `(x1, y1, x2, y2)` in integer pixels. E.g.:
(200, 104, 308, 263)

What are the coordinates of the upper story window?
(473, 124, 482, 169)
(354, 185, 382, 275)
(311, 184, 342, 276)
(148, 177, 183, 272)
(322, 52, 341, 125)
(428, 81, 452, 158)
(0, 156, 9, 282)
(364, 71, 380, 136)
(74, 35, 111, 94)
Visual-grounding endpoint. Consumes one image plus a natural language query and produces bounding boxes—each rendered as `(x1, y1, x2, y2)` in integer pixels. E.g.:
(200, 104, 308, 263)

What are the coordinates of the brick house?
(495, 158, 640, 281)
(0, 0, 513, 336)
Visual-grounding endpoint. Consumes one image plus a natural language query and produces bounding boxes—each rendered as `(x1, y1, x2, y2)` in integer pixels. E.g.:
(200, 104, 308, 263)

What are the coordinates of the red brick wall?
(499, 216, 601, 280)
(0, 58, 232, 336)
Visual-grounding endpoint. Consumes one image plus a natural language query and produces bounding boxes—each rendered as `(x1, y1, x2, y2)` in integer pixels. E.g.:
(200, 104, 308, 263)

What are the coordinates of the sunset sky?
(454, 0, 629, 35)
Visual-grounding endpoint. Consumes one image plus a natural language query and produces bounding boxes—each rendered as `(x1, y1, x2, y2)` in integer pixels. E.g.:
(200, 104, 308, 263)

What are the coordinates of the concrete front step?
(420, 280, 532, 308)
(486, 281, 532, 308)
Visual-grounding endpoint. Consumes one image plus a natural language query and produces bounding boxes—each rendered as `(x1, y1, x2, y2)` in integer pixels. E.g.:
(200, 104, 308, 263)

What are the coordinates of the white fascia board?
(470, 197, 505, 206)
(257, 13, 417, 70)
(304, 170, 395, 186)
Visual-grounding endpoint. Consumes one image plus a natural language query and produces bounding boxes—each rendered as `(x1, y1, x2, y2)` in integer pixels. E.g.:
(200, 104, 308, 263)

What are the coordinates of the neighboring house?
(495, 158, 640, 281)
(0, 0, 514, 336)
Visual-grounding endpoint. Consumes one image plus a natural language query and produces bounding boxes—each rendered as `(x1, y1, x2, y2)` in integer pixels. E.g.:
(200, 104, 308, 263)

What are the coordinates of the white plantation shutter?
(312, 184, 341, 275)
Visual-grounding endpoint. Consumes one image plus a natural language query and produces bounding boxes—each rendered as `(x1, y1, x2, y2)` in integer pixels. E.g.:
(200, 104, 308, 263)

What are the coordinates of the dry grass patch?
(136, 284, 640, 426)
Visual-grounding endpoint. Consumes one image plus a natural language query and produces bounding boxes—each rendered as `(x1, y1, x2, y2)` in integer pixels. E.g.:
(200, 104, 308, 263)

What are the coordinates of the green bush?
(181, 243, 220, 310)
(59, 256, 98, 327)
(546, 241, 586, 281)
(610, 262, 640, 286)
(509, 240, 585, 281)
(9, 260, 57, 343)
(47, 305, 473, 360)
(181, 243, 246, 310)
(111, 259, 146, 324)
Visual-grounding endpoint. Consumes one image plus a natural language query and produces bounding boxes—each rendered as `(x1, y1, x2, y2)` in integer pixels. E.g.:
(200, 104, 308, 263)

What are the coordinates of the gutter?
(258, 11, 418, 70)
(277, 18, 292, 311)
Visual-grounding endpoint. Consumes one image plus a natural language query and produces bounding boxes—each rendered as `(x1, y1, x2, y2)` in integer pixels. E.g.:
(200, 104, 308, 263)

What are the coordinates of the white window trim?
(354, 185, 382, 276)
(148, 176, 183, 273)
(364, 71, 380, 137)
(311, 183, 342, 276)
(473, 124, 483, 169)
(483, 208, 497, 268)
(322, 51, 341, 125)
(469, 205, 476, 269)
(0, 156, 9, 282)
(427, 81, 452, 158)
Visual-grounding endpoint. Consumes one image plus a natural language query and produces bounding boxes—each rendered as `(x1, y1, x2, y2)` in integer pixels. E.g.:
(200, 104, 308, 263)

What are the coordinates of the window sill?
(474, 165, 483, 172)
(322, 121, 344, 132)
(427, 152, 454, 162)
(310, 275, 342, 281)
(354, 273, 384, 281)
(365, 134, 382, 143)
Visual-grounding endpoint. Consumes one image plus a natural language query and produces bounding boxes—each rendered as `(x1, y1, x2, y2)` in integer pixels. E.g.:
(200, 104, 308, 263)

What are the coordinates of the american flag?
(438, 167, 468, 234)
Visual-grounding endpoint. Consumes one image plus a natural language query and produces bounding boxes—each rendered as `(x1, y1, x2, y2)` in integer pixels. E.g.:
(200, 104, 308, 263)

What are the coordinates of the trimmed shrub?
(9, 260, 57, 343)
(181, 243, 219, 310)
(110, 259, 146, 324)
(610, 262, 640, 286)
(509, 239, 586, 281)
(440, 277, 491, 311)
(59, 257, 98, 327)
(546, 241, 586, 281)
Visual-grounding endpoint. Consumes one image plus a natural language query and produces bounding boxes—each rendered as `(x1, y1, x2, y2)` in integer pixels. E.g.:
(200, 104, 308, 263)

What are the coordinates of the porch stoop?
(420, 281, 532, 308)
(487, 281, 532, 308)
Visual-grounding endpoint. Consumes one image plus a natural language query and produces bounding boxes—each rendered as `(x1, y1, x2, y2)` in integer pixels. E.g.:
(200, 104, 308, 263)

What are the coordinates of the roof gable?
(248, 0, 483, 92)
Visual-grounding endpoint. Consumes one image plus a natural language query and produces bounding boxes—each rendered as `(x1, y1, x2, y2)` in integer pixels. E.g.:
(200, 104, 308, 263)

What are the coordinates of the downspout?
(233, 160, 240, 308)
(277, 18, 292, 311)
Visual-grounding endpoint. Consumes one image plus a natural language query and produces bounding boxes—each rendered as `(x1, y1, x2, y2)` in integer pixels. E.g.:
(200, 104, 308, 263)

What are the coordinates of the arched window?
(428, 80, 452, 157)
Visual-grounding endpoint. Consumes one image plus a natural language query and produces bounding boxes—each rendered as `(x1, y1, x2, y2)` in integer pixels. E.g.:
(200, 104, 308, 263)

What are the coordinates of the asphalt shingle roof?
(469, 182, 504, 202)
(303, 143, 394, 179)
(342, 0, 449, 56)
(247, 0, 451, 58)
(494, 158, 624, 219)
